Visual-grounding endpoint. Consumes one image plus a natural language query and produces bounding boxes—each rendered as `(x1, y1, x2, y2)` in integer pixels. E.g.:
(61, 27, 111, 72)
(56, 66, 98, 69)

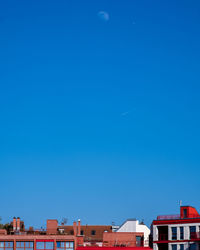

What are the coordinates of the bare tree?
(61, 218, 68, 225)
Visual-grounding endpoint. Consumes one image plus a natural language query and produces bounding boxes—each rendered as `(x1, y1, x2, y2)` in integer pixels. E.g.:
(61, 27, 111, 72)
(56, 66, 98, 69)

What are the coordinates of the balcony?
(156, 232, 200, 242)
(157, 213, 200, 220)
(157, 215, 180, 220)
(190, 232, 200, 240)
(158, 234, 168, 241)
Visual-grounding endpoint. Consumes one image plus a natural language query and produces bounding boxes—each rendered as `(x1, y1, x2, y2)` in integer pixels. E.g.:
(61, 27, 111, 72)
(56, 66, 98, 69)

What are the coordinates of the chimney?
(46, 220, 58, 234)
(73, 221, 77, 236)
(13, 217, 16, 231)
(78, 219, 81, 235)
(16, 217, 20, 231)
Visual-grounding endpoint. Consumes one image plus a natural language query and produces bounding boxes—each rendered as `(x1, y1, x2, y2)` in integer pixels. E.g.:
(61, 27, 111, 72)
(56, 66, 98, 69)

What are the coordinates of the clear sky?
(0, 0, 200, 228)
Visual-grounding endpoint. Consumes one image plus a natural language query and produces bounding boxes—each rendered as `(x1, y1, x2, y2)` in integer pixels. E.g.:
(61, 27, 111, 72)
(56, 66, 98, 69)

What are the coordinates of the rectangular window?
(45, 243, 53, 250)
(189, 226, 196, 239)
(36, 243, 44, 250)
(171, 227, 177, 240)
(91, 230, 96, 235)
(0, 242, 14, 250)
(183, 209, 187, 218)
(171, 244, 177, 250)
(180, 227, 184, 240)
(36, 242, 53, 250)
(16, 242, 34, 250)
(56, 242, 74, 250)
(136, 236, 142, 247)
(180, 244, 184, 250)
(189, 243, 196, 250)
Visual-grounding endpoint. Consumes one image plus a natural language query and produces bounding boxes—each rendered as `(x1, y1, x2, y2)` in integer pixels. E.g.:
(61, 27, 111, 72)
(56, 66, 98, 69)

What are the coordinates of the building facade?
(153, 206, 200, 250)
(103, 219, 150, 248)
(58, 223, 112, 246)
(0, 218, 83, 250)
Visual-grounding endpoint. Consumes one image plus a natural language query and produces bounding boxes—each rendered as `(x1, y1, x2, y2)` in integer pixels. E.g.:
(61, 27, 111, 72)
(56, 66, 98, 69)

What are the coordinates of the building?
(153, 206, 200, 250)
(58, 224, 112, 246)
(0, 217, 151, 249)
(103, 219, 150, 247)
(0, 217, 83, 250)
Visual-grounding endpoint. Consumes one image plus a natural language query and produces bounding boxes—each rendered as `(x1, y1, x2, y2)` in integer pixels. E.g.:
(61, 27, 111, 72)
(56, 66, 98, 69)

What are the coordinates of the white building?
(153, 206, 200, 250)
(116, 218, 150, 247)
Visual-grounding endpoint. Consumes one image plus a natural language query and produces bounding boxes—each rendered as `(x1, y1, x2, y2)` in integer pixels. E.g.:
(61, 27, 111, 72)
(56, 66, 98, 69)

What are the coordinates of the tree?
(0, 217, 4, 229)
(61, 218, 68, 225)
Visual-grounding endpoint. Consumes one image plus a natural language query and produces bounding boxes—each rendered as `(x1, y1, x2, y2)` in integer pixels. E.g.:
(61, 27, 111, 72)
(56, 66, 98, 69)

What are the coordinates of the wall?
(117, 220, 150, 247)
(103, 232, 143, 247)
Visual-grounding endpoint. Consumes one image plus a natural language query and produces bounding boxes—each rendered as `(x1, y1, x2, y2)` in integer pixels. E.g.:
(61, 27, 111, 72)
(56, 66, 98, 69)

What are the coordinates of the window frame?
(56, 242, 74, 250)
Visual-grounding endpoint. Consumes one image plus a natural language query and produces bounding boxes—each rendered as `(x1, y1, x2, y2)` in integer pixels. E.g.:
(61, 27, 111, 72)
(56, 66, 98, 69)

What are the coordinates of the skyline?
(0, 0, 200, 228)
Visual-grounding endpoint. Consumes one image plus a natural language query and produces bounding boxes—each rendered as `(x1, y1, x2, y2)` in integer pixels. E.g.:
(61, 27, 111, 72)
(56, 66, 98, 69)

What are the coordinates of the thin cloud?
(121, 111, 130, 116)
(97, 11, 109, 22)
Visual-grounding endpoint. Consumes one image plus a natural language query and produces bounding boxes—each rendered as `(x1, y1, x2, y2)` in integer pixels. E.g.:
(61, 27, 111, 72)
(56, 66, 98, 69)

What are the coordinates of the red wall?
(103, 232, 144, 247)
(180, 206, 200, 219)
(77, 247, 151, 250)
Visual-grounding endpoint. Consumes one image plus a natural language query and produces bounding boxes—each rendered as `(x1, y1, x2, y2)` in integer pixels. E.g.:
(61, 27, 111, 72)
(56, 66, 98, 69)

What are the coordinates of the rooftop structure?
(103, 219, 150, 248)
(58, 225, 112, 246)
(152, 206, 200, 250)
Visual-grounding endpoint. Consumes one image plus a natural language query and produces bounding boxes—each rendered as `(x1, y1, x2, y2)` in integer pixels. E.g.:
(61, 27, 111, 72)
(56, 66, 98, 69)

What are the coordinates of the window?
(171, 245, 177, 250)
(16, 242, 34, 250)
(183, 209, 187, 218)
(180, 227, 184, 240)
(70, 230, 73, 235)
(171, 227, 177, 240)
(56, 242, 74, 250)
(36, 242, 53, 250)
(189, 243, 196, 250)
(91, 230, 96, 235)
(171, 244, 177, 250)
(80, 230, 84, 235)
(36, 243, 45, 250)
(46, 243, 53, 250)
(189, 226, 196, 239)
(0, 242, 14, 250)
(180, 244, 184, 250)
(136, 236, 142, 247)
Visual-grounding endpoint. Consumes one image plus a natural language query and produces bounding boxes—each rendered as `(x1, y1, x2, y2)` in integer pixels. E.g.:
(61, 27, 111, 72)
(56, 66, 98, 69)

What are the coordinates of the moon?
(98, 11, 109, 22)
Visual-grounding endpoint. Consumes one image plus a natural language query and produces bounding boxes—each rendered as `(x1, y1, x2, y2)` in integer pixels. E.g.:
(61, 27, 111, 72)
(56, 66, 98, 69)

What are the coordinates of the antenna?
(179, 200, 182, 207)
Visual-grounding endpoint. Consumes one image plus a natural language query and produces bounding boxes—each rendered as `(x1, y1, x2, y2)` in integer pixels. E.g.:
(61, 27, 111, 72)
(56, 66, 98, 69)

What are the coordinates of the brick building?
(103, 219, 150, 248)
(0, 217, 151, 250)
(58, 223, 112, 246)
(0, 218, 83, 250)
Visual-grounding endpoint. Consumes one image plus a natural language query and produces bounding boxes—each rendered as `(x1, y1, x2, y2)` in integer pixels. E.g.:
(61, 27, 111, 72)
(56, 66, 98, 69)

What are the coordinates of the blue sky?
(0, 0, 200, 228)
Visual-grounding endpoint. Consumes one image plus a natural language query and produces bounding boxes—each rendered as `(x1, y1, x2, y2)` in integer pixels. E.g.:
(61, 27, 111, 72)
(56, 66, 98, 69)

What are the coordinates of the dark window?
(183, 209, 187, 218)
(180, 227, 184, 240)
(80, 230, 84, 235)
(91, 230, 96, 235)
(189, 243, 196, 250)
(70, 230, 73, 235)
(172, 227, 177, 240)
(180, 244, 184, 250)
(171, 245, 177, 250)
(190, 226, 196, 239)
(136, 236, 142, 247)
